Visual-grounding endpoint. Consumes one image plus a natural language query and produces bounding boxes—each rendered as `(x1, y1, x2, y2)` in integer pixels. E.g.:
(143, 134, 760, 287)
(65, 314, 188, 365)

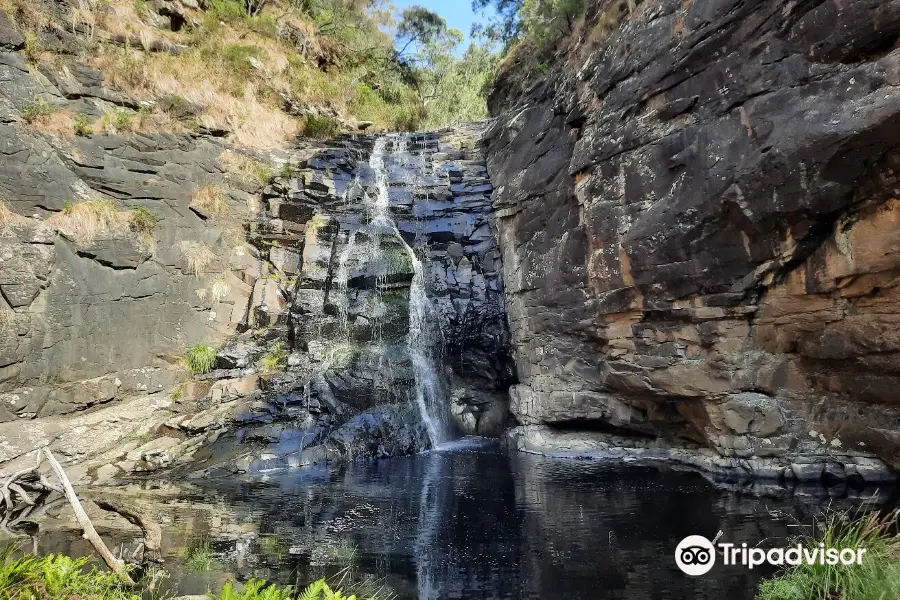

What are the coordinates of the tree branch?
(42, 449, 136, 585)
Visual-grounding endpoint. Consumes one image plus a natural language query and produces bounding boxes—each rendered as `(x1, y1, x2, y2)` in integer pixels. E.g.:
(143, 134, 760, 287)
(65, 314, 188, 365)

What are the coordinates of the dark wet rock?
(263, 125, 516, 434)
(485, 0, 900, 479)
(325, 404, 427, 460)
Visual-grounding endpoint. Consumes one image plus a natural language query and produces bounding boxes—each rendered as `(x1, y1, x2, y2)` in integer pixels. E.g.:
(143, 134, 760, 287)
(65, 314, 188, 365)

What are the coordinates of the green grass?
(129, 206, 159, 237)
(260, 340, 287, 374)
(183, 538, 216, 574)
(0, 546, 373, 600)
(186, 343, 217, 375)
(300, 115, 341, 139)
(74, 114, 94, 136)
(756, 509, 900, 600)
(20, 98, 53, 123)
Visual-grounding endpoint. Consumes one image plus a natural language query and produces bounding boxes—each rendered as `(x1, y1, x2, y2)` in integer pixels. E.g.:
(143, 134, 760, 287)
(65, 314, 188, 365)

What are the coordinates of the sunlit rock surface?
(485, 0, 900, 482)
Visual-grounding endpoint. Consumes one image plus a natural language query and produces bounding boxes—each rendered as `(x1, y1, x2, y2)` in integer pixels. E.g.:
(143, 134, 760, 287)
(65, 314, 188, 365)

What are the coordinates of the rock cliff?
(0, 13, 265, 421)
(486, 0, 900, 483)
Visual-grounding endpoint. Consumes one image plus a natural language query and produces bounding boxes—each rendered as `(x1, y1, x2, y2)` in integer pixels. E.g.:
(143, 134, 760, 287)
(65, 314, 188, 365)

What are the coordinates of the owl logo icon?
(675, 535, 716, 576)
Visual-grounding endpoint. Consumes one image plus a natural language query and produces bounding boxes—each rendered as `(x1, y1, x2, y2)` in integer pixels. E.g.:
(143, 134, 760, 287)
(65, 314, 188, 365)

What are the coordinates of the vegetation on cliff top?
(473, 0, 645, 100)
(0, 0, 499, 146)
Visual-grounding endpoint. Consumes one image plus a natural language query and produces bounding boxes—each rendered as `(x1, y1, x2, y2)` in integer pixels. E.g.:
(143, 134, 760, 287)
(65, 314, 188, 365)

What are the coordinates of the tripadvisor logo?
(675, 533, 868, 576)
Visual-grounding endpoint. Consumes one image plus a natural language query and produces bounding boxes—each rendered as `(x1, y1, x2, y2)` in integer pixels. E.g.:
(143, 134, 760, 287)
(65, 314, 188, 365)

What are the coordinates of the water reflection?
(196, 439, 840, 599)
(19, 440, 897, 599)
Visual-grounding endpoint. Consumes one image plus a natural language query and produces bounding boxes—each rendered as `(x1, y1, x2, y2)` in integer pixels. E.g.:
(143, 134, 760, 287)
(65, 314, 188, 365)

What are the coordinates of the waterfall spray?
(332, 135, 454, 447)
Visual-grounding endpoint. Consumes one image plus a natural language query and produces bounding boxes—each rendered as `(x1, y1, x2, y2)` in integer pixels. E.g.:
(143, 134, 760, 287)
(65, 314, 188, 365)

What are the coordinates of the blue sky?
(391, 0, 495, 48)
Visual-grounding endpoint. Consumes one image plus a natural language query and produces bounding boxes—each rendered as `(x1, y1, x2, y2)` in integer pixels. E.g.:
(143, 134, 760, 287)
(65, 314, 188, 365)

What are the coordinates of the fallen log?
(41, 448, 136, 586)
(95, 498, 163, 564)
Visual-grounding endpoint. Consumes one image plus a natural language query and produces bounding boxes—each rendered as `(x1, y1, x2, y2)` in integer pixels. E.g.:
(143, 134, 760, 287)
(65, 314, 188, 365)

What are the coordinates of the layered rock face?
(486, 0, 900, 482)
(276, 127, 513, 435)
(0, 13, 264, 423)
(177, 127, 515, 475)
(243, 127, 512, 449)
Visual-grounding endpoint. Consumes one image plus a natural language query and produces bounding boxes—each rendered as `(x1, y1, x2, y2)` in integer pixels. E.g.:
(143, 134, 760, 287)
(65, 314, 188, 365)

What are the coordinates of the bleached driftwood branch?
(41, 448, 136, 585)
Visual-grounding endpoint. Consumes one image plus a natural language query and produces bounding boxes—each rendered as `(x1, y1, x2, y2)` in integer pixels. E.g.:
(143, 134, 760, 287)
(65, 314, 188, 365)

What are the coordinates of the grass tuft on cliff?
(260, 340, 288, 374)
(48, 198, 131, 245)
(186, 343, 217, 375)
(756, 509, 900, 600)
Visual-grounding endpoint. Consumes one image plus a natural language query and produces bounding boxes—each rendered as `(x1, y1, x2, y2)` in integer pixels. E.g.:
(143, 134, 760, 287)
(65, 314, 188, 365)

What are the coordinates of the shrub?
(129, 206, 160, 237)
(20, 98, 53, 123)
(307, 214, 329, 233)
(277, 162, 299, 179)
(22, 31, 40, 63)
(391, 107, 422, 132)
(300, 114, 340, 139)
(133, 0, 150, 16)
(260, 340, 287, 374)
(207, 0, 247, 22)
(48, 197, 130, 244)
(101, 108, 135, 133)
(186, 343, 217, 375)
(756, 509, 900, 600)
(73, 114, 94, 136)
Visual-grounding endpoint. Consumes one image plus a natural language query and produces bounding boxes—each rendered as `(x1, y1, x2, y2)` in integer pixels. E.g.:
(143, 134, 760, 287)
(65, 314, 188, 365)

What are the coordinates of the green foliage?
(0, 547, 140, 600)
(0, 547, 368, 600)
(422, 43, 498, 129)
(219, 579, 294, 600)
(129, 206, 160, 237)
(22, 31, 41, 63)
(133, 0, 150, 16)
(184, 538, 217, 573)
(186, 343, 217, 375)
(277, 162, 299, 179)
(73, 114, 94, 136)
(21, 98, 53, 123)
(756, 509, 900, 600)
(296, 578, 362, 600)
(521, 0, 586, 45)
(207, 0, 247, 22)
(129, 206, 159, 238)
(301, 114, 341, 138)
(473, 0, 586, 49)
(396, 6, 450, 57)
(107, 108, 134, 131)
(247, 160, 272, 186)
(260, 340, 287, 374)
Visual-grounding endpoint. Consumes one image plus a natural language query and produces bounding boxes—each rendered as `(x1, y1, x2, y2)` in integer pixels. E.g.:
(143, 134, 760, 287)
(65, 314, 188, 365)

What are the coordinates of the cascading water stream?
(332, 135, 454, 447)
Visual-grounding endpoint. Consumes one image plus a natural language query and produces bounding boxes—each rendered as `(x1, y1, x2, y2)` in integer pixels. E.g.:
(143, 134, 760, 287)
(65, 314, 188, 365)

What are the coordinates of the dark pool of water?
(22, 438, 892, 599)
(153, 437, 891, 600)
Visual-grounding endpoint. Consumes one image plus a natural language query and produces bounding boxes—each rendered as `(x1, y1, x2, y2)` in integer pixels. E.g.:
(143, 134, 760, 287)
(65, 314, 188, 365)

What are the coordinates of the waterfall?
(333, 135, 454, 447)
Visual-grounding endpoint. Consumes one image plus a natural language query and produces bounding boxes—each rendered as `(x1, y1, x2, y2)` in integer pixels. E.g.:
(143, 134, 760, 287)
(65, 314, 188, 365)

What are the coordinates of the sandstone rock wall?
(486, 0, 900, 482)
